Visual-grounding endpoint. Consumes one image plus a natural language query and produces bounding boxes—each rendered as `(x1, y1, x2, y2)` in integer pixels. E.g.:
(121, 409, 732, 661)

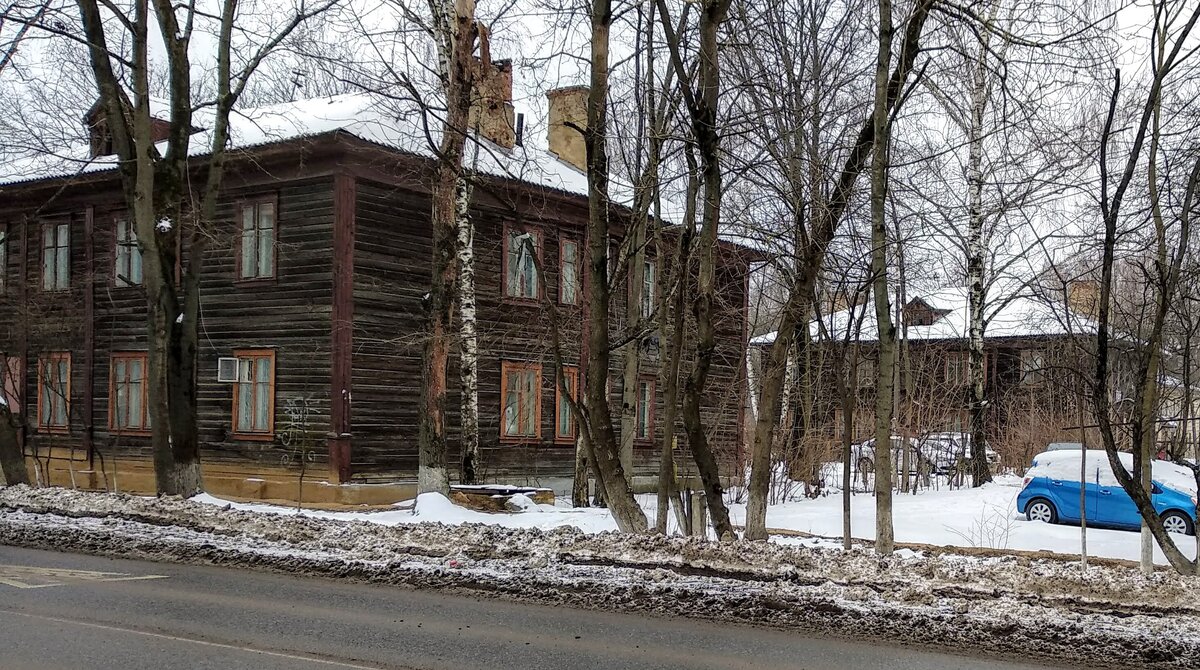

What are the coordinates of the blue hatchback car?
(1017, 450, 1197, 535)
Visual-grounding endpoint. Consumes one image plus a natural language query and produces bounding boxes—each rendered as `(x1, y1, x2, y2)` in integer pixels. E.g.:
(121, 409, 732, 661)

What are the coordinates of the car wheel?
(1026, 498, 1058, 524)
(1161, 510, 1195, 536)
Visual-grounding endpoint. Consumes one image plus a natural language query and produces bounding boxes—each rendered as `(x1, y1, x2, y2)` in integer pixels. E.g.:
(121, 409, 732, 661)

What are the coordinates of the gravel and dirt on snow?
(2, 484, 1199, 669)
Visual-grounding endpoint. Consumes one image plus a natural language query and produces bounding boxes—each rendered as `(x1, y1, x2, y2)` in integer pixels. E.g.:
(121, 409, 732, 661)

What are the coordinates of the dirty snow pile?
(194, 475, 1198, 566)
(2, 486, 1200, 668)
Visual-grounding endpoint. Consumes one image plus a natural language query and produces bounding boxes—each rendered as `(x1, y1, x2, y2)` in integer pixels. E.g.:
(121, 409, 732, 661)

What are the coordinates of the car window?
(1096, 462, 1122, 487)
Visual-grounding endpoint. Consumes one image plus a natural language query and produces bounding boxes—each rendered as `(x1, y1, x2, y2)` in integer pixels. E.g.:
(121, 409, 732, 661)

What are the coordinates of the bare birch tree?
(417, 0, 478, 495)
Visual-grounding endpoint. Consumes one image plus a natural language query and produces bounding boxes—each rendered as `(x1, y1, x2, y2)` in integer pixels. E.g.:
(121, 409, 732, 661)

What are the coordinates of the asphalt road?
(0, 545, 1063, 670)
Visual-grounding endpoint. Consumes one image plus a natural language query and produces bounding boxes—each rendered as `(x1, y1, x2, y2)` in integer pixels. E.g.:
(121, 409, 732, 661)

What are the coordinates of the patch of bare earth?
(1, 485, 1198, 668)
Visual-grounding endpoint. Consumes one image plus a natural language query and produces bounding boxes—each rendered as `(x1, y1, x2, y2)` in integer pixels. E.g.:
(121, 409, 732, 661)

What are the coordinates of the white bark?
(965, 15, 993, 489)
(456, 172, 479, 483)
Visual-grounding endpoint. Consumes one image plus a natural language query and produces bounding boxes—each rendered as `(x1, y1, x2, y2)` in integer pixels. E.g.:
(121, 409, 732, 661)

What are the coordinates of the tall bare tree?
(73, 0, 331, 495)
(579, 0, 648, 533)
(418, 0, 478, 495)
(656, 0, 736, 540)
(1091, 0, 1200, 575)
(743, 0, 934, 541)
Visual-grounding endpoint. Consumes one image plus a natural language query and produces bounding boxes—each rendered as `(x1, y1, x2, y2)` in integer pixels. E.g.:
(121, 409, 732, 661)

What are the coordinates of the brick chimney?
(1066, 279, 1099, 317)
(546, 86, 588, 171)
(469, 27, 516, 149)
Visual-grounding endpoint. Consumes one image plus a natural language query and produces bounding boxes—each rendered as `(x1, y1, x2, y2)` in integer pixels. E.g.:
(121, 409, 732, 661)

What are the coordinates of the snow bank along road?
(1, 486, 1198, 669)
(0, 545, 1050, 670)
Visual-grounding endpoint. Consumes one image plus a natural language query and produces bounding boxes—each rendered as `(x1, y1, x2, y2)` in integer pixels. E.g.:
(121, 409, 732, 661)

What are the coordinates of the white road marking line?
(0, 564, 168, 589)
(1, 609, 389, 670)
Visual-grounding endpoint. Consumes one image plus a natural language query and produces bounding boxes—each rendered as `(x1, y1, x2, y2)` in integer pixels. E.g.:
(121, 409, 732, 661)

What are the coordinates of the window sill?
(35, 427, 71, 435)
(500, 435, 541, 445)
(231, 432, 276, 442)
(234, 276, 278, 286)
(109, 428, 151, 437)
(501, 296, 541, 306)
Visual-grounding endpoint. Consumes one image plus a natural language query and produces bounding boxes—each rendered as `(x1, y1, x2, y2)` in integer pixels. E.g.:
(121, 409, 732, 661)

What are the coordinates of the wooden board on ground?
(449, 485, 555, 512)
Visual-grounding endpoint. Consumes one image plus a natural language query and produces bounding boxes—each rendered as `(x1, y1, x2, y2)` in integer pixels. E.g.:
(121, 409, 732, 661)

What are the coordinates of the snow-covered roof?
(0, 93, 588, 196)
(751, 287, 1096, 346)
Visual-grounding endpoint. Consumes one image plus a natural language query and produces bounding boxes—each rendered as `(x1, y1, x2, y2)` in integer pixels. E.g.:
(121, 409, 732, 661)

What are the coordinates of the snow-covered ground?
(194, 474, 1196, 566)
(731, 475, 1200, 566)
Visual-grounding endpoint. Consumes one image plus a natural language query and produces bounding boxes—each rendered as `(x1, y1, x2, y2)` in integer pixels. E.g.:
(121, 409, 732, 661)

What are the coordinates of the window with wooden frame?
(640, 260, 656, 319)
(232, 349, 275, 438)
(944, 352, 968, 386)
(945, 410, 969, 434)
(42, 221, 70, 291)
(855, 358, 874, 388)
(555, 365, 579, 442)
(238, 199, 277, 280)
(635, 377, 654, 442)
(109, 352, 150, 433)
(501, 361, 541, 440)
(559, 237, 580, 305)
(1, 354, 20, 413)
(1020, 349, 1045, 387)
(114, 218, 143, 287)
(503, 225, 540, 300)
(37, 352, 70, 431)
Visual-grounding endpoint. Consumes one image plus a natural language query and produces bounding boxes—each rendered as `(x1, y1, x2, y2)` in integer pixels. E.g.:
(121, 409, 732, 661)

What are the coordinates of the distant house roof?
(751, 287, 1097, 346)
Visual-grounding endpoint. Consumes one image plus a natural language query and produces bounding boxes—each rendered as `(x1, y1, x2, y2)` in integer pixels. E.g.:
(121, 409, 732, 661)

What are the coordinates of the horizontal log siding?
(195, 179, 335, 467)
(349, 181, 432, 477)
(0, 177, 337, 475)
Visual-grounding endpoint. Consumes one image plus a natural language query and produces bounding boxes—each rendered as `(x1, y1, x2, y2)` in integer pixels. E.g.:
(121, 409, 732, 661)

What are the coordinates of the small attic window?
(84, 97, 179, 158)
(902, 301, 951, 327)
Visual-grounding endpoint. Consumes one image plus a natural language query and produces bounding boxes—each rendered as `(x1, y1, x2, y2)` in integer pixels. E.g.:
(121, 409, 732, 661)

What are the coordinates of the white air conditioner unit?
(217, 357, 240, 383)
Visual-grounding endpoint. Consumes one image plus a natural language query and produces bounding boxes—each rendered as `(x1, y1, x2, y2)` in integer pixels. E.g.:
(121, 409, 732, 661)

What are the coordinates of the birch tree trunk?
(870, 0, 896, 556)
(457, 172, 479, 484)
(966, 24, 994, 488)
(419, 0, 477, 495)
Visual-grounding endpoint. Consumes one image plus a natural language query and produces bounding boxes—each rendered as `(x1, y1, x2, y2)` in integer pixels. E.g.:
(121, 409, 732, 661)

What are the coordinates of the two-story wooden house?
(750, 287, 1105, 470)
(0, 57, 756, 500)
